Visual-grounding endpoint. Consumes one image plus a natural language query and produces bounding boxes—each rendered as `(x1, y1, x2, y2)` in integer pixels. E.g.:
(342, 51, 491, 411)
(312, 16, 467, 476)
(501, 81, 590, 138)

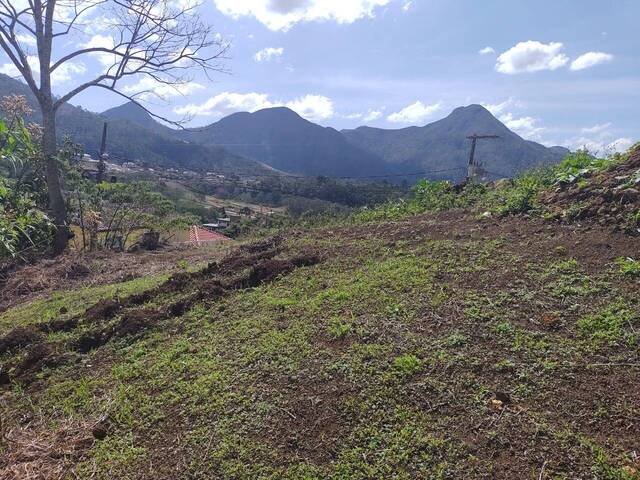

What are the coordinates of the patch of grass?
(328, 317, 352, 339)
(391, 354, 423, 378)
(544, 258, 602, 298)
(332, 407, 454, 479)
(577, 301, 636, 345)
(615, 257, 640, 278)
(0, 274, 167, 334)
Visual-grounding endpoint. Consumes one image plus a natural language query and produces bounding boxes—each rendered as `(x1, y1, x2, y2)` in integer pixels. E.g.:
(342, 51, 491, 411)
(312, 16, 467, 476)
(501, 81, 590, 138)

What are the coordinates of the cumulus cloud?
(478, 46, 495, 56)
(387, 101, 441, 124)
(15, 33, 37, 45)
(0, 56, 85, 85)
(83, 34, 118, 67)
(213, 0, 391, 31)
(566, 122, 631, 154)
(570, 51, 613, 71)
(496, 41, 569, 74)
(364, 109, 383, 122)
(581, 122, 612, 134)
(123, 77, 204, 100)
(254, 47, 284, 62)
(287, 95, 334, 121)
(500, 113, 546, 141)
(566, 137, 632, 154)
(482, 97, 521, 117)
(174, 92, 334, 122)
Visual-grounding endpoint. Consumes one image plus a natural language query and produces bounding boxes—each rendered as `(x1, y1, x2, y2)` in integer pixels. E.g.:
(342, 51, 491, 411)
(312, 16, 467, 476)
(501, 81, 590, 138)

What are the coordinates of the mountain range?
(1, 73, 570, 180)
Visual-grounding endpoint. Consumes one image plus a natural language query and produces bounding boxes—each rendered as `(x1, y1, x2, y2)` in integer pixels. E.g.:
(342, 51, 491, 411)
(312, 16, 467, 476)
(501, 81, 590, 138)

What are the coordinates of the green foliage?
(0, 178, 53, 257)
(577, 301, 635, 345)
(0, 113, 54, 258)
(391, 354, 423, 377)
(553, 150, 612, 184)
(487, 168, 554, 216)
(615, 257, 640, 278)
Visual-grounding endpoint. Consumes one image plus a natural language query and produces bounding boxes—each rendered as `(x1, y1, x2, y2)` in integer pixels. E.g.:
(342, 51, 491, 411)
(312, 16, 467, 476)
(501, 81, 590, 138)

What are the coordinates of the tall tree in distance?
(0, 0, 228, 253)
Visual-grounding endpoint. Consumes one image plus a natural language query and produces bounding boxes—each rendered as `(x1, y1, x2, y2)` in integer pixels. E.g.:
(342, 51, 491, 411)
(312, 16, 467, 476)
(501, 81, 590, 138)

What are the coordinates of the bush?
(0, 178, 54, 257)
(553, 150, 612, 184)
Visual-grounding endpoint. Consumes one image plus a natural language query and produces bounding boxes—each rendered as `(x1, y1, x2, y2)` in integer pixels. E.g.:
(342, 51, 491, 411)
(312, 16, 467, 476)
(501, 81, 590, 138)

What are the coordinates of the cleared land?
(0, 207, 638, 479)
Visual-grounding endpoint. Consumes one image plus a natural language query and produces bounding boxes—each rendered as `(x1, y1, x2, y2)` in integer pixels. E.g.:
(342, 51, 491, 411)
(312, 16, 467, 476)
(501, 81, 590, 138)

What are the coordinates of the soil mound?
(541, 146, 640, 233)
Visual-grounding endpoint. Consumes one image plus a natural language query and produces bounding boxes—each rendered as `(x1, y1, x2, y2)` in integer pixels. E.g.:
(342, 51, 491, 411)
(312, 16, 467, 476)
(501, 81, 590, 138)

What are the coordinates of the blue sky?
(1, 0, 638, 153)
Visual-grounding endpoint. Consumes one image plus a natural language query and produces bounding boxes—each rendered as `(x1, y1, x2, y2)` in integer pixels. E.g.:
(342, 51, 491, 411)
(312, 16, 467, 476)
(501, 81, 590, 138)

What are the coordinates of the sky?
(1, 0, 639, 153)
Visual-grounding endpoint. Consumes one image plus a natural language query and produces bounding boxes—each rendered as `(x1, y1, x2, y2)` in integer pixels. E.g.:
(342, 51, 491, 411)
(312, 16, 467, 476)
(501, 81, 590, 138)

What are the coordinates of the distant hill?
(109, 102, 568, 181)
(175, 107, 396, 178)
(342, 105, 569, 180)
(0, 74, 271, 175)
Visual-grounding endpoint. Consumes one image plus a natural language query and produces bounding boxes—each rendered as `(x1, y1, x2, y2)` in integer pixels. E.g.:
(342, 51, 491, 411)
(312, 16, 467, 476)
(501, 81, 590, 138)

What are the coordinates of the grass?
(1, 199, 639, 479)
(0, 273, 167, 334)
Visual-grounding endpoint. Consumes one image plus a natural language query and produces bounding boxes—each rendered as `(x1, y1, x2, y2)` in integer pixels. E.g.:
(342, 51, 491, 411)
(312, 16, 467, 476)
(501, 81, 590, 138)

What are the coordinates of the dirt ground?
(0, 241, 236, 314)
(0, 210, 638, 479)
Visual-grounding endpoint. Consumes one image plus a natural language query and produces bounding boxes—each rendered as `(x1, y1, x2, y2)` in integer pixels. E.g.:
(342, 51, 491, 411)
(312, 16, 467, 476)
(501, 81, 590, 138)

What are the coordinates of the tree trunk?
(41, 103, 68, 254)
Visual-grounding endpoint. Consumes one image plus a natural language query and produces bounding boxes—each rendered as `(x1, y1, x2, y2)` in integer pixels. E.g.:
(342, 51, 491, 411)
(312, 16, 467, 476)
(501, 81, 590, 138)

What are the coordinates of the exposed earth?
(0, 208, 638, 478)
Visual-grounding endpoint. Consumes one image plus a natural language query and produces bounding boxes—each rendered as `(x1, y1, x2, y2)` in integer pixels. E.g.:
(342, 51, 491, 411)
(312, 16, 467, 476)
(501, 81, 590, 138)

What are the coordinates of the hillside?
(342, 105, 569, 181)
(1, 149, 639, 478)
(0, 74, 272, 175)
(104, 103, 396, 177)
(177, 107, 397, 178)
(102, 102, 568, 181)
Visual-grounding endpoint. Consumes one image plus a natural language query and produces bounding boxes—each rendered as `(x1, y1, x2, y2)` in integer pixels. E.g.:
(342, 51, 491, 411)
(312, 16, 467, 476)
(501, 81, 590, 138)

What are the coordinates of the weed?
(391, 354, 423, 377)
(328, 318, 352, 339)
(577, 301, 636, 345)
(615, 257, 640, 277)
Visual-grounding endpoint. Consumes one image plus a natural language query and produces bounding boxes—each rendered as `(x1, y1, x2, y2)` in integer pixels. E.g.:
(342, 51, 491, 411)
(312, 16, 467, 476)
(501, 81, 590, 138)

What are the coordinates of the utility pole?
(466, 134, 499, 183)
(97, 122, 108, 183)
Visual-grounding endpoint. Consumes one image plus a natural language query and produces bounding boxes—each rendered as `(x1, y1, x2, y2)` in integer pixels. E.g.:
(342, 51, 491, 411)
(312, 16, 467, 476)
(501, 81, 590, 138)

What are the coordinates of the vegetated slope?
(541, 145, 640, 233)
(342, 105, 569, 181)
(0, 74, 271, 175)
(1, 179, 639, 477)
(176, 107, 397, 177)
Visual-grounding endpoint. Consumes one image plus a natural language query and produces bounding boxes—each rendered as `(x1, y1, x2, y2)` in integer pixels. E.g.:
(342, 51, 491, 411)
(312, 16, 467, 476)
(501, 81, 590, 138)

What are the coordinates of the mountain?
(175, 107, 396, 177)
(342, 105, 569, 181)
(102, 102, 172, 135)
(108, 102, 568, 181)
(0, 74, 272, 175)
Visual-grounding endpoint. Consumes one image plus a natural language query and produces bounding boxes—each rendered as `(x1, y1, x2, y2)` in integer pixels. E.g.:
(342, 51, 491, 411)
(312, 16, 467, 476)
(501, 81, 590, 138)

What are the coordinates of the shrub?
(391, 354, 423, 377)
(553, 150, 612, 184)
(615, 257, 640, 277)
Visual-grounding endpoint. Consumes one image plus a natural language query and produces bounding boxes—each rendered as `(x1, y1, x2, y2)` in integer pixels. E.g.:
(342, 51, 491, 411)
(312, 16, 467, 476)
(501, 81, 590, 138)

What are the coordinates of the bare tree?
(0, 0, 227, 253)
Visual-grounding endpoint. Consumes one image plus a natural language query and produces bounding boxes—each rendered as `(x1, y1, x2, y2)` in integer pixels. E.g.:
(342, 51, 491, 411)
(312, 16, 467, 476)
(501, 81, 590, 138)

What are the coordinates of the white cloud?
(387, 101, 441, 124)
(570, 51, 613, 71)
(496, 41, 569, 74)
(478, 46, 495, 56)
(51, 62, 87, 84)
(175, 92, 274, 116)
(402, 1, 413, 12)
(254, 47, 284, 62)
(15, 33, 37, 46)
(565, 122, 632, 154)
(83, 34, 117, 67)
(213, 0, 391, 31)
(0, 56, 85, 85)
(364, 109, 383, 122)
(482, 97, 521, 116)
(581, 122, 612, 134)
(174, 92, 334, 122)
(123, 77, 204, 100)
(500, 113, 546, 141)
(286, 94, 334, 122)
(566, 137, 632, 154)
